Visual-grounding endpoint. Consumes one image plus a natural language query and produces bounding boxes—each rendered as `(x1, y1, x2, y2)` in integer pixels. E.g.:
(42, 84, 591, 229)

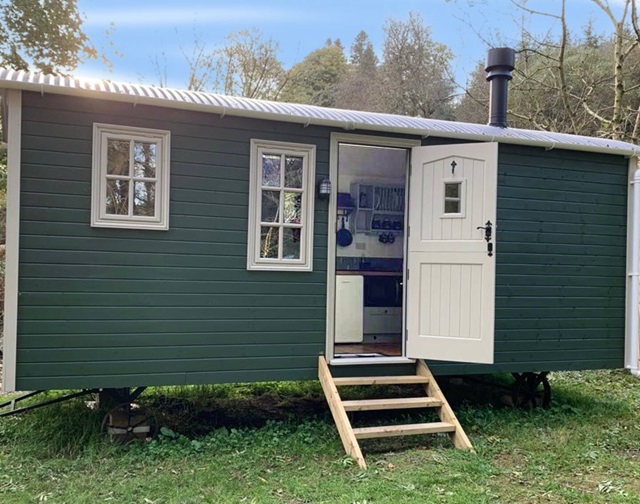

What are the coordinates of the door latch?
(477, 220, 493, 257)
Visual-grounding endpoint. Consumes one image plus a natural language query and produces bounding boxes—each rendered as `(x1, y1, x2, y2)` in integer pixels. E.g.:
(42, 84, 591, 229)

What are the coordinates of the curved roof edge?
(1, 68, 638, 157)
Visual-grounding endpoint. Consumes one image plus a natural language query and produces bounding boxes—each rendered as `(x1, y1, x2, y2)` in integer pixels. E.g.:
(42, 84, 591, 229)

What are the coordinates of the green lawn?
(1, 370, 639, 503)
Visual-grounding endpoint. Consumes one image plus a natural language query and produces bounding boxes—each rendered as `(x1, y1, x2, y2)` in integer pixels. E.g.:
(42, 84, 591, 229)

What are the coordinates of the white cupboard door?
(406, 143, 498, 364)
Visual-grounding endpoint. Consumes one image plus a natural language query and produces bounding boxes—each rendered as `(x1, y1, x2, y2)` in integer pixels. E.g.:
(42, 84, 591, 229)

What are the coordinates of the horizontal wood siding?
(430, 144, 628, 375)
(15, 93, 629, 387)
(16, 92, 332, 389)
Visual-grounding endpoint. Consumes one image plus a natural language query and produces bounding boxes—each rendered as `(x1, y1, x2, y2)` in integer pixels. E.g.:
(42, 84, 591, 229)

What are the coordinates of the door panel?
(406, 143, 498, 364)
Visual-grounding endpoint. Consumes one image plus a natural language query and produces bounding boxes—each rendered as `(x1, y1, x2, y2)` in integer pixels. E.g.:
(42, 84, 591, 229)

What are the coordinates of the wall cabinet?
(351, 183, 405, 234)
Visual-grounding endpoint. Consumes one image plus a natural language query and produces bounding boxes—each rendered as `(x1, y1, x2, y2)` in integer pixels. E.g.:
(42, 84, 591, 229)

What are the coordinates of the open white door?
(406, 143, 498, 364)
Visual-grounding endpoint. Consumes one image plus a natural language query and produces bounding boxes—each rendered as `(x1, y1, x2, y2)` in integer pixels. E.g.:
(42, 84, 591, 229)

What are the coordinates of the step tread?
(353, 422, 456, 439)
(332, 375, 430, 386)
(342, 396, 442, 411)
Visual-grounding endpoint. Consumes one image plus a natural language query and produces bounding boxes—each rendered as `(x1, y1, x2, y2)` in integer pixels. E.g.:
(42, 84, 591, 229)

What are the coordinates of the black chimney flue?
(485, 47, 516, 128)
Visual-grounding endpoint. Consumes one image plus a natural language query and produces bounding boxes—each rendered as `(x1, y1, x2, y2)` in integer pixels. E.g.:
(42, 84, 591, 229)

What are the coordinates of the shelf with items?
(351, 183, 405, 234)
(371, 213, 404, 232)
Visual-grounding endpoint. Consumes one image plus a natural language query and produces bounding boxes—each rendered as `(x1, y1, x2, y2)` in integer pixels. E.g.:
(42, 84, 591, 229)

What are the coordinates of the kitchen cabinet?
(335, 275, 364, 343)
(363, 307, 402, 335)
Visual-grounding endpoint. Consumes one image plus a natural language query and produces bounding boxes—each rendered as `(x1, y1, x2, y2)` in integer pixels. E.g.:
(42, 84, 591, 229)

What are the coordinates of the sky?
(76, 0, 626, 94)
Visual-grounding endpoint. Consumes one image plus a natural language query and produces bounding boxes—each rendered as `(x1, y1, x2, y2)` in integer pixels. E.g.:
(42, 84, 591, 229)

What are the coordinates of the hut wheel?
(101, 402, 158, 443)
(511, 372, 551, 409)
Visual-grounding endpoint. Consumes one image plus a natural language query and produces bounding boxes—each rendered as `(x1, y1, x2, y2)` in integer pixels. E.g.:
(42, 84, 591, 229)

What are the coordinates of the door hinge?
(405, 329, 409, 341)
(407, 225, 410, 238)
(406, 268, 409, 281)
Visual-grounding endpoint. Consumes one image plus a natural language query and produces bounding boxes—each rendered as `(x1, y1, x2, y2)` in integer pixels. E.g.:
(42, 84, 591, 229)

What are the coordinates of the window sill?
(91, 219, 169, 231)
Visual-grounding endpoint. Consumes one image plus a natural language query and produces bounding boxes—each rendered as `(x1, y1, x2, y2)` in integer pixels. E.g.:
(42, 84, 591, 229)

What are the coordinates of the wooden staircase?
(318, 356, 473, 468)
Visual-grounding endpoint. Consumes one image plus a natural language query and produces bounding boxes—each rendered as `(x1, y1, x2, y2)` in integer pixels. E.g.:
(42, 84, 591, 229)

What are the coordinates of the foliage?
(379, 12, 456, 119)
(0, 0, 97, 74)
(1, 371, 640, 502)
(175, 13, 457, 119)
(182, 28, 287, 101)
(455, 0, 640, 143)
(0, 144, 5, 191)
(333, 31, 383, 112)
(280, 40, 348, 107)
(283, 13, 456, 119)
(454, 62, 488, 124)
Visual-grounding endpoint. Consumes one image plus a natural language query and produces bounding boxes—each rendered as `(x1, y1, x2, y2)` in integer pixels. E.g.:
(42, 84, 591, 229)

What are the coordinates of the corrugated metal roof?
(1, 67, 638, 156)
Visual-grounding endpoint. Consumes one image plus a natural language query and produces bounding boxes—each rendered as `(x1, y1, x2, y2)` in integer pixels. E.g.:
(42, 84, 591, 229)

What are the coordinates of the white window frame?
(247, 139, 316, 272)
(91, 123, 171, 230)
(441, 178, 466, 219)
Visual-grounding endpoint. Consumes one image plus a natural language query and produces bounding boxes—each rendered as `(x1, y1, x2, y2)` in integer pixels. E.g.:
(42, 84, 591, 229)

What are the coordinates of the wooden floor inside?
(334, 342, 402, 357)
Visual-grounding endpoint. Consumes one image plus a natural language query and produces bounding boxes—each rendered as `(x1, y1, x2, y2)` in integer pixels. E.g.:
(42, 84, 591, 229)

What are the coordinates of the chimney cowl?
(485, 47, 516, 128)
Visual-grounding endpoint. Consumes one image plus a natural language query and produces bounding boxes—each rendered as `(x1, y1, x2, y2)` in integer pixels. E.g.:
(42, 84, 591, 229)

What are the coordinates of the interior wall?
(337, 145, 406, 259)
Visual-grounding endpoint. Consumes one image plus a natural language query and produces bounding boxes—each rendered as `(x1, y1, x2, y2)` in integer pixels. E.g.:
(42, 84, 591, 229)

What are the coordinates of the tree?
(454, 62, 489, 124)
(379, 12, 456, 119)
(280, 40, 348, 107)
(0, 0, 97, 74)
(333, 31, 383, 111)
(183, 28, 287, 100)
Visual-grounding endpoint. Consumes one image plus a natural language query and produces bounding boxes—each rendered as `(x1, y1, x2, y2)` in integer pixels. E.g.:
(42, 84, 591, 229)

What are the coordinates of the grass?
(1, 370, 640, 503)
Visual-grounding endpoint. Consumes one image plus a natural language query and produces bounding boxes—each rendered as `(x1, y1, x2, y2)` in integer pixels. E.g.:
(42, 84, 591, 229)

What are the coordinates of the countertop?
(336, 270, 402, 276)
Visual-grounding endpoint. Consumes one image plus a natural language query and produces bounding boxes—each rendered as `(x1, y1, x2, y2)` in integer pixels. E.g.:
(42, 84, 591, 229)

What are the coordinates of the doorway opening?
(333, 142, 409, 359)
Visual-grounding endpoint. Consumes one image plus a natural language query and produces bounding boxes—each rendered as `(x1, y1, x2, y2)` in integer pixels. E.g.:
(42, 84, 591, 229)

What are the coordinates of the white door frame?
(325, 133, 420, 366)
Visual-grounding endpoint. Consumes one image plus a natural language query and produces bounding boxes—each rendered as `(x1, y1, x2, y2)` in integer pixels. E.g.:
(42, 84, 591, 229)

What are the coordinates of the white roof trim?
(1, 67, 638, 157)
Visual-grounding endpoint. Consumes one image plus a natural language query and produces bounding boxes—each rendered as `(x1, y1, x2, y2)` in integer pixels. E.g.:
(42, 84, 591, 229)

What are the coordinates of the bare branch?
(509, 0, 561, 20)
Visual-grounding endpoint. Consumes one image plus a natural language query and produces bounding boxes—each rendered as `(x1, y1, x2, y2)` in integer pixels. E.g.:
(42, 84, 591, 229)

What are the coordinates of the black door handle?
(477, 220, 493, 257)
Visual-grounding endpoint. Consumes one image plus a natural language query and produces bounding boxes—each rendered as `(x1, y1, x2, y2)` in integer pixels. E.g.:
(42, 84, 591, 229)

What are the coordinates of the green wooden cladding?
(16, 92, 330, 390)
(429, 144, 627, 375)
(15, 92, 628, 390)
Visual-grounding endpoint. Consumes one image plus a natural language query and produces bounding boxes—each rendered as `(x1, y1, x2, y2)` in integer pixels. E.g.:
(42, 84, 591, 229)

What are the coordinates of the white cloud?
(83, 6, 311, 27)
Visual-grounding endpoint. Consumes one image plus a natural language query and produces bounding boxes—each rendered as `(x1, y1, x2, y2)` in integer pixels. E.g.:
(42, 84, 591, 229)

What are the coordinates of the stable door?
(406, 143, 498, 364)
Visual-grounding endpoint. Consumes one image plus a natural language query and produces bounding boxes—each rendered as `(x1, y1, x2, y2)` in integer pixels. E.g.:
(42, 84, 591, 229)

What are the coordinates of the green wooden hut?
(1, 48, 638, 466)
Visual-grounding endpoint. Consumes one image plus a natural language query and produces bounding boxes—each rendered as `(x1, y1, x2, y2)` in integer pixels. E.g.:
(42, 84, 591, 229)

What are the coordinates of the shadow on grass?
(1, 369, 634, 458)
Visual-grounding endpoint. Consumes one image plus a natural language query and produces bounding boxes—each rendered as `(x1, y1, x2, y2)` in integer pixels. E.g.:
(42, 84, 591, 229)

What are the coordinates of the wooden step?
(342, 397, 442, 411)
(318, 356, 473, 469)
(332, 375, 430, 386)
(353, 422, 456, 439)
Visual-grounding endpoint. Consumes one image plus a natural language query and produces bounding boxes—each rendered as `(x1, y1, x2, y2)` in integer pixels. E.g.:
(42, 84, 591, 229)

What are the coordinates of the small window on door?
(443, 180, 465, 217)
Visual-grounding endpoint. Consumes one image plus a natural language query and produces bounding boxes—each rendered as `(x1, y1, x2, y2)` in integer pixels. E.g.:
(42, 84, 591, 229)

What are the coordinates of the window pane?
(133, 142, 157, 178)
(283, 192, 302, 224)
(133, 181, 156, 217)
(445, 182, 460, 198)
(261, 190, 280, 222)
(260, 226, 279, 258)
(107, 139, 130, 176)
(262, 154, 281, 187)
(283, 228, 301, 259)
(444, 200, 460, 214)
(284, 156, 303, 188)
(106, 179, 129, 215)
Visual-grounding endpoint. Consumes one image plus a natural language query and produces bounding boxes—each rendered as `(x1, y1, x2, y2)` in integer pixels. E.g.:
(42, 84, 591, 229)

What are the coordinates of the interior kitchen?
(334, 143, 409, 358)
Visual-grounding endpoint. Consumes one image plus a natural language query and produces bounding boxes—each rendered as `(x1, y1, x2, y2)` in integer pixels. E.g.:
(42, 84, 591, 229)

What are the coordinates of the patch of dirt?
(148, 394, 329, 437)
(143, 375, 524, 438)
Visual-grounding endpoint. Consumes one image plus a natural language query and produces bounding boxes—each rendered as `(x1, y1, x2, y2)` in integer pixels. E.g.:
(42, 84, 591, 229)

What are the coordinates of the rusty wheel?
(511, 372, 551, 409)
